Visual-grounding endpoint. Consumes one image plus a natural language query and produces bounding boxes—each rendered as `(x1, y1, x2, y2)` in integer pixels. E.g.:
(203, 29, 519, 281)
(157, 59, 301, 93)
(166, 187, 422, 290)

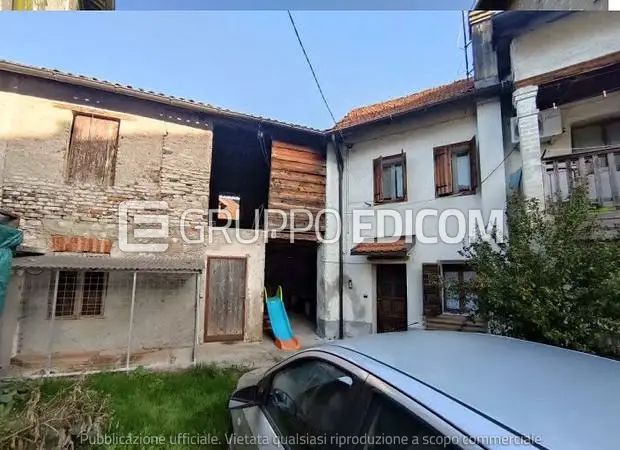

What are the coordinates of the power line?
(287, 10, 515, 207)
(480, 149, 516, 187)
(287, 10, 338, 126)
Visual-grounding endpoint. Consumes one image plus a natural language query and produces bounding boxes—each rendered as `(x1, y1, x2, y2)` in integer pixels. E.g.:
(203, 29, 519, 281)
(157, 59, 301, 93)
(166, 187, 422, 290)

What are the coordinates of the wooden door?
(204, 257, 246, 342)
(376, 264, 407, 333)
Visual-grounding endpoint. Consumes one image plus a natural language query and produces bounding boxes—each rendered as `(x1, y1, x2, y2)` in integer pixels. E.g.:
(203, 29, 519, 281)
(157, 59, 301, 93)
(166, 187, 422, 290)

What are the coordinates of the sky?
(0, 2, 474, 129)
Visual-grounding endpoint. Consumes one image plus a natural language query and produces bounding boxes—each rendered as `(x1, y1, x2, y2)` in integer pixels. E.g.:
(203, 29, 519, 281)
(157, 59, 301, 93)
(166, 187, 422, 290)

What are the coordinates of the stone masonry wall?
(0, 90, 212, 254)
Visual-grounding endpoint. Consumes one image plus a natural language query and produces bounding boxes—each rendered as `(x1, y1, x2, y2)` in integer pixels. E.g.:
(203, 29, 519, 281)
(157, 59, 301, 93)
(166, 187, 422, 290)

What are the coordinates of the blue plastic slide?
(265, 286, 300, 350)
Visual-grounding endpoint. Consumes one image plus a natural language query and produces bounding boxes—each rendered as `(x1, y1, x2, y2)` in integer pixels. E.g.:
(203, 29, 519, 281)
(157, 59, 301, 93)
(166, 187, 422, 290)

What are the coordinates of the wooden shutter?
(373, 157, 383, 203)
(469, 137, 478, 191)
(400, 150, 408, 200)
(67, 114, 119, 186)
(422, 263, 442, 317)
(433, 147, 453, 197)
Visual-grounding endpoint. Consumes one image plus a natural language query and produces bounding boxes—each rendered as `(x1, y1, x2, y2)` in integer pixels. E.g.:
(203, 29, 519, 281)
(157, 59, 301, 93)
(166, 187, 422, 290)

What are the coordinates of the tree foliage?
(461, 187, 620, 357)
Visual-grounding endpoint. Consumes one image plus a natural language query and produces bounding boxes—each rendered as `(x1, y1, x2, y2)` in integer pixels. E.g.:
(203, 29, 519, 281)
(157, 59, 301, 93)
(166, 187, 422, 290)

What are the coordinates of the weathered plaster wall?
(0, 86, 212, 254)
(0, 271, 25, 371)
(316, 142, 340, 338)
(511, 12, 620, 82)
(324, 106, 505, 337)
(17, 270, 196, 356)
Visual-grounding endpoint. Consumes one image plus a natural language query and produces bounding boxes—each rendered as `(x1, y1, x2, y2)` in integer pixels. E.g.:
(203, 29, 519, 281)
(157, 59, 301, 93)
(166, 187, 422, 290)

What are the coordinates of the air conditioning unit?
(539, 108, 563, 142)
(510, 117, 520, 145)
(509, 108, 562, 146)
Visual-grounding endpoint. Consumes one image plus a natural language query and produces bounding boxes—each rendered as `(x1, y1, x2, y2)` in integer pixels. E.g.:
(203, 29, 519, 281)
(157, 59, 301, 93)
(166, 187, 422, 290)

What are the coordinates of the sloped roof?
(351, 237, 414, 257)
(13, 254, 203, 272)
(335, 78, 475, 130)
(0, 60, 323, 135)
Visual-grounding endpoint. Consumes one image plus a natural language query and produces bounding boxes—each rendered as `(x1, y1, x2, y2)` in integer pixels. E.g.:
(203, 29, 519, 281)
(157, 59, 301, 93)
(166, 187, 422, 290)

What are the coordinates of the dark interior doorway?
(209, 124, 271, 229)
(264, 240, 318, 331)
(376, 264, 407, 333)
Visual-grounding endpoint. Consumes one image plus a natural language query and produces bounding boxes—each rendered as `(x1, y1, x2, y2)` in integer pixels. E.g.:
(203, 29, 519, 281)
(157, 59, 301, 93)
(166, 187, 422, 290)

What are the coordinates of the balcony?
(543, 147, 620, 211)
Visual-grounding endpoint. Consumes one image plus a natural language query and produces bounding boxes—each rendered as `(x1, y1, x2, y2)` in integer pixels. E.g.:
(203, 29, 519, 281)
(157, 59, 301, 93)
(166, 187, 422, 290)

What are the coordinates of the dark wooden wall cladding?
(268, 141, 326, 238)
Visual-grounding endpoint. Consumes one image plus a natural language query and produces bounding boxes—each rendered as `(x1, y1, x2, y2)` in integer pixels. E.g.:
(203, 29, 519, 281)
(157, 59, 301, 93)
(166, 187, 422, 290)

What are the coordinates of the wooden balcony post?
(607, 152, 620, 207)
(592, 155, 604, 206)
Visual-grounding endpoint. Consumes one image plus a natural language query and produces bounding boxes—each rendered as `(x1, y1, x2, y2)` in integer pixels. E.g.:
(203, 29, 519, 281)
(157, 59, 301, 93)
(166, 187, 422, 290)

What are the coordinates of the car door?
(354, 375, 485, 450)
(233, 350, 370, 450)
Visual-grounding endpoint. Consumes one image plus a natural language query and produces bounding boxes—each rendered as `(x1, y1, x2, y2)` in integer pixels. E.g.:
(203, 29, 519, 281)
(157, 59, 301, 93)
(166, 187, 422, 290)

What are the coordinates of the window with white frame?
(48, 271, 107, 318)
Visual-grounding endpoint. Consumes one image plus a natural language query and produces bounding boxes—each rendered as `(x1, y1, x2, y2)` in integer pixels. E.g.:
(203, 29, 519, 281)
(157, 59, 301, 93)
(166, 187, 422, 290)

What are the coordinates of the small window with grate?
(48, 271, 107, 318)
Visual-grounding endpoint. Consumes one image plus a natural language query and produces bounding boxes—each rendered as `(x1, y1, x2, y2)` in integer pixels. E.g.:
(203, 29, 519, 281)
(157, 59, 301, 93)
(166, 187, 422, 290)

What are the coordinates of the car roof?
(321, 330, 620, 450)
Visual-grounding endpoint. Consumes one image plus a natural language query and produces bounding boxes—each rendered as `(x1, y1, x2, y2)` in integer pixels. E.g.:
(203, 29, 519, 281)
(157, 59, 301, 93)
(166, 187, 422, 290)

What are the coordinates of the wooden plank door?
(204, 257, 246, 342)
(376, 264, 407, 333)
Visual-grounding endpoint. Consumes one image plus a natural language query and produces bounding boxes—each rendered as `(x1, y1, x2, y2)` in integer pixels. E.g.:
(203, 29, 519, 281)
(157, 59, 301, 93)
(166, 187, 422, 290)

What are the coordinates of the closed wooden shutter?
(373, 157, 383, 203)
(400, 151, 408, 200)
(469, 137, 478, 191)
(434, 147, 452, 196)
(67, 114, 119, 186)
(422, 263, 442, 317)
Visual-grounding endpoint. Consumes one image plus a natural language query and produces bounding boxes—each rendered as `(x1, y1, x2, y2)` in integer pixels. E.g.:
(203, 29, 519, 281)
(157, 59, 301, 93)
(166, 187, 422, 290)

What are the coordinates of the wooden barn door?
(376, 264, 407, 333)
(204, 257, 246, 342)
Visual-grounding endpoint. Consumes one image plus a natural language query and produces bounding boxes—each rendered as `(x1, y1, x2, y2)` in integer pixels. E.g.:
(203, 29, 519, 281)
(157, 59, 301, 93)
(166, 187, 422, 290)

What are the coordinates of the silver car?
(228, 330, 620, 450)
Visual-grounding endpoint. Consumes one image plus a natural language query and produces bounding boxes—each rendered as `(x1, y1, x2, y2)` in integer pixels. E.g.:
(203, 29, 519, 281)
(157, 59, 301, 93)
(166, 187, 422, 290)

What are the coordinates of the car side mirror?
(228, 385, 260, 410)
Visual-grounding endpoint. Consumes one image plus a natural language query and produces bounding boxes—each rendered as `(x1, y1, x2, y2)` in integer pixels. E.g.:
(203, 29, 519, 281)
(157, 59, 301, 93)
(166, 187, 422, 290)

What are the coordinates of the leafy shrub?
(461, 186, 620, 357)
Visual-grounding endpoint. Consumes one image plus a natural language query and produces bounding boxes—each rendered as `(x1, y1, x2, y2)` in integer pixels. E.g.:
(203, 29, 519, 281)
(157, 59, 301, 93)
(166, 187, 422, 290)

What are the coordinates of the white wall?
(511, 12, 620, 82)
(334, 106, 503, 336)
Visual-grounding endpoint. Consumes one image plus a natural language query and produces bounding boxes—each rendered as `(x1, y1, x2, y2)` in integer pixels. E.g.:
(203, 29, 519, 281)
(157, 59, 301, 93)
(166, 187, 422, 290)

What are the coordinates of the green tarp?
(0, 225, 23, 314)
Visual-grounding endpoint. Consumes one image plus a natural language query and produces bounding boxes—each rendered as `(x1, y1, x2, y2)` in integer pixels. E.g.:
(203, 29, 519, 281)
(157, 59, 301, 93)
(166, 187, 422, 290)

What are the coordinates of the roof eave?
(331, 81, 511, 136)
(331, 89, 477, 135)
(0, 61, 324, 137)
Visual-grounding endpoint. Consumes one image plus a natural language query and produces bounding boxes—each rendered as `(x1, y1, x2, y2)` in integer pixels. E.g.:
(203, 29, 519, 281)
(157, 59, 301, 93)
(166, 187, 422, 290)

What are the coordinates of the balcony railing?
(543, 147, 620, 209)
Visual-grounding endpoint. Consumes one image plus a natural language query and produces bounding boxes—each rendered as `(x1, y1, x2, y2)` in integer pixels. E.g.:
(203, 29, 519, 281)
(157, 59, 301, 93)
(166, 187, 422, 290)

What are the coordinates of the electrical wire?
(257, 129, 270, 169)
(287, 10, 518, 211)
(287, 11, 338, 126)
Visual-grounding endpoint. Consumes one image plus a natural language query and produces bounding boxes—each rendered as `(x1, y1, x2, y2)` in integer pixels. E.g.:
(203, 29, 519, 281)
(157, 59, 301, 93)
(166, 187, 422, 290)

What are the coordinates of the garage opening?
(264, 240, 317, 337)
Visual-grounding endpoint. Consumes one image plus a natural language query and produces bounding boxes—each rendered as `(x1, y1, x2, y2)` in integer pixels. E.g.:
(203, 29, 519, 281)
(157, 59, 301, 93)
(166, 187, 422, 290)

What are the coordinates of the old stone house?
(0, 60, 327, 373)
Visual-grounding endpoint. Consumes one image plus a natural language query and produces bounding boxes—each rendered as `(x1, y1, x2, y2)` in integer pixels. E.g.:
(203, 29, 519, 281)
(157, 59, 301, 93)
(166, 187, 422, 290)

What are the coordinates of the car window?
(361, 392, 461, 450)
(264, 358, 357, 449)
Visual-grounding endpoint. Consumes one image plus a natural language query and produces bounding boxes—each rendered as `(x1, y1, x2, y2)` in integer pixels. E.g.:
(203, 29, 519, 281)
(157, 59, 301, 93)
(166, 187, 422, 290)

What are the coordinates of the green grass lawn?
(40, 365, 245, 450)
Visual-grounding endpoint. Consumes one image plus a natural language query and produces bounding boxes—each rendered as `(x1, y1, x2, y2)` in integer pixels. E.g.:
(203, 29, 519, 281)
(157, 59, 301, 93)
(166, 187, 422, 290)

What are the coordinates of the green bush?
(461, 186, 620, 357)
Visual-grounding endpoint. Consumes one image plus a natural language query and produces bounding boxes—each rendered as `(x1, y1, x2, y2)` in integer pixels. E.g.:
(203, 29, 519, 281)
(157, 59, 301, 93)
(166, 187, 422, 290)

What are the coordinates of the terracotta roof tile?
(335, 78, 475, 129)
(351, 237, 414, 256)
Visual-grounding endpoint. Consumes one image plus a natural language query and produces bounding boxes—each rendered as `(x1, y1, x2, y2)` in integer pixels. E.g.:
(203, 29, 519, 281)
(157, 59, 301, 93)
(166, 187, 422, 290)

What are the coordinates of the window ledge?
(47, 315, 105, 321)
(436, 190, 477, 199)
(374, 197, 407, 206)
